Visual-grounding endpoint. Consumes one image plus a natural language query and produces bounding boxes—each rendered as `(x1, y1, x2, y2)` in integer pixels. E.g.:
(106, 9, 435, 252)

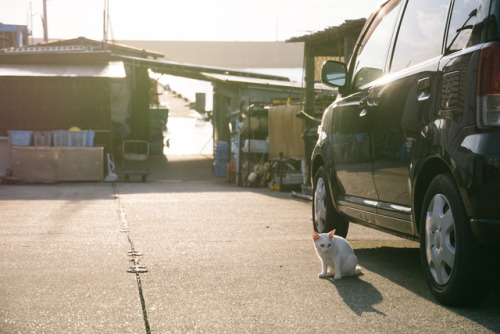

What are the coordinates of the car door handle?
(359, 98, 368, 117)
(359, 98, 367, 109)
(417, 77, 431, 101)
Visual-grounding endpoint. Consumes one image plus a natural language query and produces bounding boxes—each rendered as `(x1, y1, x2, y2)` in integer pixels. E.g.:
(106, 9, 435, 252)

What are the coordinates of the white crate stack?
(8, 130, 94, 147)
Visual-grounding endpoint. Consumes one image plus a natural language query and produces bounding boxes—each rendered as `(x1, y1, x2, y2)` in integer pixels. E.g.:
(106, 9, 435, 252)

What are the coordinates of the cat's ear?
(329, 229, 336, 239)
(312, 231, 320, 241)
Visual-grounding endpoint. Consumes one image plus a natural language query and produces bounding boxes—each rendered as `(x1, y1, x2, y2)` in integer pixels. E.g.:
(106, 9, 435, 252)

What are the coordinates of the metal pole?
(42, 0, 48, 42)
(30, 1, 34, 45)
(103, 0, 109, 47)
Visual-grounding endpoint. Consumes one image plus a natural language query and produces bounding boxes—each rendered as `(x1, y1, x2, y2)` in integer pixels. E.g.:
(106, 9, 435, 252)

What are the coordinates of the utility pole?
(42, 0, 48, 42)
(103, 0, 109, 48)
(29, 1, 34, 44)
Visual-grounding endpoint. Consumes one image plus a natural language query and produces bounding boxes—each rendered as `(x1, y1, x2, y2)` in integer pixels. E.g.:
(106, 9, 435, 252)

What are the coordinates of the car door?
(331, 0, 403, 219)
(372, 0, 451, 234)
(330, 90, 377, 214)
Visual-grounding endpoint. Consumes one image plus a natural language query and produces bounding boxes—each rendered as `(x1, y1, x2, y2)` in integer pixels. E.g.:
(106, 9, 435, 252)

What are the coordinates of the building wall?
(0, 77, 112, 131)
(119, 41, 304, 68)
(0, 24, 29, 49)
(0, 76, 114, 151)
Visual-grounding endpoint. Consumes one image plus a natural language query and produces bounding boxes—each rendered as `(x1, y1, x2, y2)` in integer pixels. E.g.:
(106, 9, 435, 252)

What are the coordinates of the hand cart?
(122, 140, 150, 182)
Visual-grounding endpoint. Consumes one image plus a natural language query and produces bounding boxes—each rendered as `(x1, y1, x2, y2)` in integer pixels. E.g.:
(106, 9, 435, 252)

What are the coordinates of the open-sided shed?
(287, 19, 366, 187)
(0, 38, 164, 154)
(201, 72, 303, 144)
(0, 38, 164, 181)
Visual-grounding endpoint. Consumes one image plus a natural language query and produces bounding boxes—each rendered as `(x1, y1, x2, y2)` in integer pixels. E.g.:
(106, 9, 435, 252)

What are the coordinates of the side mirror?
(321, 60, 347, 87)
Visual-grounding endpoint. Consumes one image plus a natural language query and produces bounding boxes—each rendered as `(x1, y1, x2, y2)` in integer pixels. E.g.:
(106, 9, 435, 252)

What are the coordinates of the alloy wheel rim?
(314, 177, 327, 232)
(425, 194, 456, 286)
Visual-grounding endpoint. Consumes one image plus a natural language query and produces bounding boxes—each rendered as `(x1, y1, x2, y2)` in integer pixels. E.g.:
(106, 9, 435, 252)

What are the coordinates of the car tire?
(419, 173, 489, 306)
(312, 166, 349, 237)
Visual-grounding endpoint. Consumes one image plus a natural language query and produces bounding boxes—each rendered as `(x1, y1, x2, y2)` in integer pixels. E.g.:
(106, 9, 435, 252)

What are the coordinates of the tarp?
(110, 81, 130, 124)
(0, 61, 126, 78)
(268, 104, 305, 159)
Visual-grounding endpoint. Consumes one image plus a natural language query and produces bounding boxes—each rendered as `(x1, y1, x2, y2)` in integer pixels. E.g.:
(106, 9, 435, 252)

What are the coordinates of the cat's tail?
(354, 266, 362, 276)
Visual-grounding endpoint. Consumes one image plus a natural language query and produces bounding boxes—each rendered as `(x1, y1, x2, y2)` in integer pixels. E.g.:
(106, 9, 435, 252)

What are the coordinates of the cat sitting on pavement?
(313, 229, 362, 279)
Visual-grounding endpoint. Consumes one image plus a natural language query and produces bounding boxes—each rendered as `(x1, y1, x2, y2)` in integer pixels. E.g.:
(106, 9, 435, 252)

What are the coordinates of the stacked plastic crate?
(214, 141, 229, 177)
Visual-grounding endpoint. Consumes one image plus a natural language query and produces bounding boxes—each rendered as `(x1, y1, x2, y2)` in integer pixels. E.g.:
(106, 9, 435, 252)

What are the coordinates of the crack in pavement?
(112, 183, 151, 334)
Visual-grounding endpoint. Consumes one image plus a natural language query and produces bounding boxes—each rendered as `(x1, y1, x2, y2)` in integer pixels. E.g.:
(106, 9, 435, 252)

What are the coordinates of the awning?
(0, 61, 126, 78)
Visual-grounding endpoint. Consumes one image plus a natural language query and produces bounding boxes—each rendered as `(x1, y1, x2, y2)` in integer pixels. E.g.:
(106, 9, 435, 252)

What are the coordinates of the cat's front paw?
(318, 273, 327, 279)
(334, 274, 342, 280)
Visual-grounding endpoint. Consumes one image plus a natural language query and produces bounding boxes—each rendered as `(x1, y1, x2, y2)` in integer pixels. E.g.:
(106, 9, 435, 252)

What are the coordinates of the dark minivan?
(312, 0, 500, 306)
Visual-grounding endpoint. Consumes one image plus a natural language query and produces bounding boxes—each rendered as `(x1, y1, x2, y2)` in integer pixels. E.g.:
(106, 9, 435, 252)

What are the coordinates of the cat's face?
(312, 232, 333, 253)
(315, 237, 332, 253)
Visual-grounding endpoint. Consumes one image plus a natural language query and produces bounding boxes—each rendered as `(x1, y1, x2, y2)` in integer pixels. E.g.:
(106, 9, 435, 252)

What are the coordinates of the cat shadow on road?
(326, 276, 387, 316)
(322, 245, 422, 317)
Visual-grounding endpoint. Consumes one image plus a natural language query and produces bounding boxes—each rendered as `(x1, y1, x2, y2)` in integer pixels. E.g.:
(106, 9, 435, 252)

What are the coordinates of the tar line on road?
(112, 183, 151, 334)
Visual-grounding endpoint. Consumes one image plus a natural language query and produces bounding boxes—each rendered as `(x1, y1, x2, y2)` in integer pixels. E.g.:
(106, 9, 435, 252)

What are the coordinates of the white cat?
(313, 229, 362, 279)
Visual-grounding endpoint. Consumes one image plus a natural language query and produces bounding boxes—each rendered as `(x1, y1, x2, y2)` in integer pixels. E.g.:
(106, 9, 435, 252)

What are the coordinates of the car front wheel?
(420, 173, 488, 306)
(312, 166, 348, 237)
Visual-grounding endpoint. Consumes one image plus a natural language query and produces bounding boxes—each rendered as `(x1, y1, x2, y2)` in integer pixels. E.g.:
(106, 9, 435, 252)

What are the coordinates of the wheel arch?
(312, 152, 345, 216)
(413, 157, 452, 233)
(311, 154, 325, 185)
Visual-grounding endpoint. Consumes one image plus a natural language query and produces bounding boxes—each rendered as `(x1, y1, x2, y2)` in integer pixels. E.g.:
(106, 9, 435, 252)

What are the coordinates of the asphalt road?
(1, 154, 499, 333)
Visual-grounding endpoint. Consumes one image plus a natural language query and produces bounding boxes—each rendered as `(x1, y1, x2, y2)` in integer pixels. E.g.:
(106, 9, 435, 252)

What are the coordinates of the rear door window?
(446, 0, 485, 52)
(390, 0, 451, 73)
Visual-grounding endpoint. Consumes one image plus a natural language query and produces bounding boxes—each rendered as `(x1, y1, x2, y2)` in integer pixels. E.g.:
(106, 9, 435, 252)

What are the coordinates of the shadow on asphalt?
(326, 275, 387, 316)
(116, 155, 307, 202)
(354, 246, 500, 331)
(0, 155, 308, 205)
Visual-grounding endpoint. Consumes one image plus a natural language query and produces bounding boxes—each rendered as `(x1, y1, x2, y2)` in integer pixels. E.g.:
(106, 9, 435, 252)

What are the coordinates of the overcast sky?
(1, 0, 384, 42)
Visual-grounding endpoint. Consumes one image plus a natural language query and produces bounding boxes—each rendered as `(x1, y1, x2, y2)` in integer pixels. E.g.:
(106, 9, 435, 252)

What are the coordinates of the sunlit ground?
(163, 113, 213, 156)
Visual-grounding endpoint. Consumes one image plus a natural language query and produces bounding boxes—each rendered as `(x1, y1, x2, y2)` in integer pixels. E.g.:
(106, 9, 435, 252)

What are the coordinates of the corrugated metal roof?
(200, 72, 303, 88)
(287, 19, 366, 57)
(201, 72, 334, 92)
(287, 19, 366, 45)
(10, 37, 164, 59)
(0, 37, 298, 83)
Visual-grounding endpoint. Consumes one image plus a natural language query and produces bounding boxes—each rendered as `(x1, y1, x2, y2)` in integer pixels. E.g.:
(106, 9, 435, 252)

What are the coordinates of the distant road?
(119, 40, 304, 68)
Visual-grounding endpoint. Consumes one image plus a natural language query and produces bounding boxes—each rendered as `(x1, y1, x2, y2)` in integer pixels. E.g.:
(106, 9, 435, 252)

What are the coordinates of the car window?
(390, 0, 451, 73)
(488, 0, 500, 41)
(352, 0, 402, 90)
(446, 0, 485, 52)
